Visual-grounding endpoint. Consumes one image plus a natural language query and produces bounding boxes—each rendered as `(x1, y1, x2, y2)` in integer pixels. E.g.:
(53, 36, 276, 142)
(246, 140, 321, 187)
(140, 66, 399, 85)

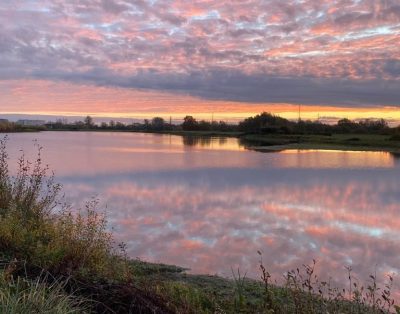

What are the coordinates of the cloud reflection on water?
(61, 167, 400, 294)
(5, 131, 400, 296)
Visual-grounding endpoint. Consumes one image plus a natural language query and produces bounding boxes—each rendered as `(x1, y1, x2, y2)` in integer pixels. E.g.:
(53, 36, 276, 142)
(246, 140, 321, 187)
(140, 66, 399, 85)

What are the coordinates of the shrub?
(0, 136, 123, 279)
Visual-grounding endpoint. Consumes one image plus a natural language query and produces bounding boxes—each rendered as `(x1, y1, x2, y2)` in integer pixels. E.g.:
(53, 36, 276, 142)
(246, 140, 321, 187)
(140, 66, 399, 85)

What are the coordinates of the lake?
(5, 131, 400, 293)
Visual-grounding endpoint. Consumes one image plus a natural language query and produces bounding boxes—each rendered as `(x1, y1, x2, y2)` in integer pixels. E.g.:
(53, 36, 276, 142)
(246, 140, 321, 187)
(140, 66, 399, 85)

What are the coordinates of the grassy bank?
(142, 130, 400, 153)
(9, 126, 400, 153)
(0, 121, 44, 133)
(160, 131, 400, 153)
(0, 136, 398, 313)
(4, 111, 400, 152)
(238, 133, 400, 153)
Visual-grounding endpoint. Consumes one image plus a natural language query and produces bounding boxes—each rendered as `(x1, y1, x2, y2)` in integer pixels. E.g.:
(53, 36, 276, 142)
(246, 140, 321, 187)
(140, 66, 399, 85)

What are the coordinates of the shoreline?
(247, 143, 400, 154)
(5, 129, 400, 154)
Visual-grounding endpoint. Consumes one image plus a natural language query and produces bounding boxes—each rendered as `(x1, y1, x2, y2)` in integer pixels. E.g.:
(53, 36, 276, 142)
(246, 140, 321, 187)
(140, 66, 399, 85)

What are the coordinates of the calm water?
(6, 132, 400, 293)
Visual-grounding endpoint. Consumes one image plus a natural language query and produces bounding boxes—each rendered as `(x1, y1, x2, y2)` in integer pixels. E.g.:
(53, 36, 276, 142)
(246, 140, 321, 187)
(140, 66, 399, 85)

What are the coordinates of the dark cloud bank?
(28, 67, 400, 107)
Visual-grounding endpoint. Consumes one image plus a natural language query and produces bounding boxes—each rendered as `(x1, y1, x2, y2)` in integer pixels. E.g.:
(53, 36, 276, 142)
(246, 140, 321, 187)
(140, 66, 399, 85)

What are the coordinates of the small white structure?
(16, 120, 46, 126)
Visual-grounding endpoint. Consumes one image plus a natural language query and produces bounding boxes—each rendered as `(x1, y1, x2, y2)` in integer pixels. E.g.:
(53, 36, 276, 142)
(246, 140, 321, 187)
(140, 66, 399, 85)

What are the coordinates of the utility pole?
(298, 104, 301, 122)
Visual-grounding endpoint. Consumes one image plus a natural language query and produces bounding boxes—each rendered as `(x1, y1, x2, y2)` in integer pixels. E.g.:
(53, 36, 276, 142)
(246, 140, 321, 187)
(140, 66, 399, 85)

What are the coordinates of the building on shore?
(0, 119, 9, 124)
(16, 119, 46, 126)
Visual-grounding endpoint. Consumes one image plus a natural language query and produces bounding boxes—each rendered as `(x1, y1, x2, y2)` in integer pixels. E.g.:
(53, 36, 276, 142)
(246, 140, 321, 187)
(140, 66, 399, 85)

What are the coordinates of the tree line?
(45, 112, 400, 135)
(1, 112, 397, 135)
(0, 121, 45, 132)
(46, 115, 238, 133)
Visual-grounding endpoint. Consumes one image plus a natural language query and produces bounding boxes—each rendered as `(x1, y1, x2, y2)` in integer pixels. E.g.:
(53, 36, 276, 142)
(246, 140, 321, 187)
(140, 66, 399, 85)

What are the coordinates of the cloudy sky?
(1, 0, 400, 121)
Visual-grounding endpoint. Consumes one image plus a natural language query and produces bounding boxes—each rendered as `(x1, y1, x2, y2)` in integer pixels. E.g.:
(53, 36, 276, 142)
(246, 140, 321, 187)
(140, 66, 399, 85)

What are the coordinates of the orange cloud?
(1, 79, 400, 125)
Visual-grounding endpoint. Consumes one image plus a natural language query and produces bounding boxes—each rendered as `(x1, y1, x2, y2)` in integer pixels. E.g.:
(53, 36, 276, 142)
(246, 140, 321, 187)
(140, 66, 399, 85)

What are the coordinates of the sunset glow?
(1, 79, 400, 123)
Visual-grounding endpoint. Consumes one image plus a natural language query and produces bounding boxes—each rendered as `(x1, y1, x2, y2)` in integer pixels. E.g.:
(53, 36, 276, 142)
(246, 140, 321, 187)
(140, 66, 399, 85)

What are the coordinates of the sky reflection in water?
(6, 132, 400, 296)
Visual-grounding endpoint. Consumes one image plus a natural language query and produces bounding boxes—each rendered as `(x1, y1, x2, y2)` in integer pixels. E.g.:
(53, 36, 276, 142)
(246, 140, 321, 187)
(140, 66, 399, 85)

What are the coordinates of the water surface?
(6, 132, 400, 294)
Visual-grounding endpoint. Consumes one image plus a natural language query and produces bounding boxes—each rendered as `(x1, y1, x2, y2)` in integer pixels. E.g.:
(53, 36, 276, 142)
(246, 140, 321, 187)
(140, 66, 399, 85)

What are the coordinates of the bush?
(0, 137, 121, 280)
(0, 137, 176, 313)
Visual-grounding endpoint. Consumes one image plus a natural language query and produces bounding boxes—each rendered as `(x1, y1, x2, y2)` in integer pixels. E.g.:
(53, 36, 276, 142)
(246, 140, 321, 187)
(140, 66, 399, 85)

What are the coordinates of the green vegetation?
(0, 137, 168, 313)
(239, 133, 400, 152)
(5, 112, 398, 152)
(0, 269, 84, 313)
(0, 120, 44, 133)
(43, 112, 397, 136)
(131, 256, 399, 314)
(0, 136, 398, 313)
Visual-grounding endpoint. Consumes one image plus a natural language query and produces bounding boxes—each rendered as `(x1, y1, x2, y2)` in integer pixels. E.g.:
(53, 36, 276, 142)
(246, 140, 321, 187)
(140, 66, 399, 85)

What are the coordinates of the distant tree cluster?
(238, 112, 292, 133)
(46, 115, 238, 133)
(0, 120, 45, 132)
(336, 118, 388, 133)
(41, 113, 396, 136)
(0, 121, 15, 132)
(181, 116, 237, 132)
(47, 116, 174, 132)
(238, 113, 390, 135)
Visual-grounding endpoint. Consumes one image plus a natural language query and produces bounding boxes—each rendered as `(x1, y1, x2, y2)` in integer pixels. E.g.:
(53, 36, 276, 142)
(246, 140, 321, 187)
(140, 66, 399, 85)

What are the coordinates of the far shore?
(5, 128, 400, 154)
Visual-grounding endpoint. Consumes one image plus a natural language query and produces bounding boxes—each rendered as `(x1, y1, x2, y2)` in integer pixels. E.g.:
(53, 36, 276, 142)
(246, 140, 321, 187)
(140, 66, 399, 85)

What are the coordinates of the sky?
(1, 0, 400, 122)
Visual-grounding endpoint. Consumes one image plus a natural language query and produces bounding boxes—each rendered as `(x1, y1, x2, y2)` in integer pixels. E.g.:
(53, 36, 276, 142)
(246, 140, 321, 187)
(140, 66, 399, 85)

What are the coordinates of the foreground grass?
(0, 267, 84, 313)
(130, 258, 398, 314)
(0, 136, 398, 313)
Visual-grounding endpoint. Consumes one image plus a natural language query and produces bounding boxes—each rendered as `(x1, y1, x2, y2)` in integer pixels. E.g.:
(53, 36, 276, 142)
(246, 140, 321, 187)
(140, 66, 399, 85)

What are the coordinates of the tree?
(115, 122, 125, 129)
(84, 116, 94, 128)
(56, 118, 67, 125)
(198, 120, 211, 131)
(151, 117, 165, 131)
(238, 112, 290, 133)
(182, 116, 198, 131)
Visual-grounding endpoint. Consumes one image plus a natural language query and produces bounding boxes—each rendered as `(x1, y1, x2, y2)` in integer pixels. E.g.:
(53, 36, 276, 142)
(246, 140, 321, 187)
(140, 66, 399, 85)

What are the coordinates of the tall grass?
(231, 267, 247, 311)
(0, 137, 180, 313)
(254, 252, 398, 314)
(0, 137, 120, 279)
(0, 266, 85, 313)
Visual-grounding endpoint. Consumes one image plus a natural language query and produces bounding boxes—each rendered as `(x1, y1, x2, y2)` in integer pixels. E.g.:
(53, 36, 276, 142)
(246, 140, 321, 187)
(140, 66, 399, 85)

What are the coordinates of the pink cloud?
(0, 0, 399, 108)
